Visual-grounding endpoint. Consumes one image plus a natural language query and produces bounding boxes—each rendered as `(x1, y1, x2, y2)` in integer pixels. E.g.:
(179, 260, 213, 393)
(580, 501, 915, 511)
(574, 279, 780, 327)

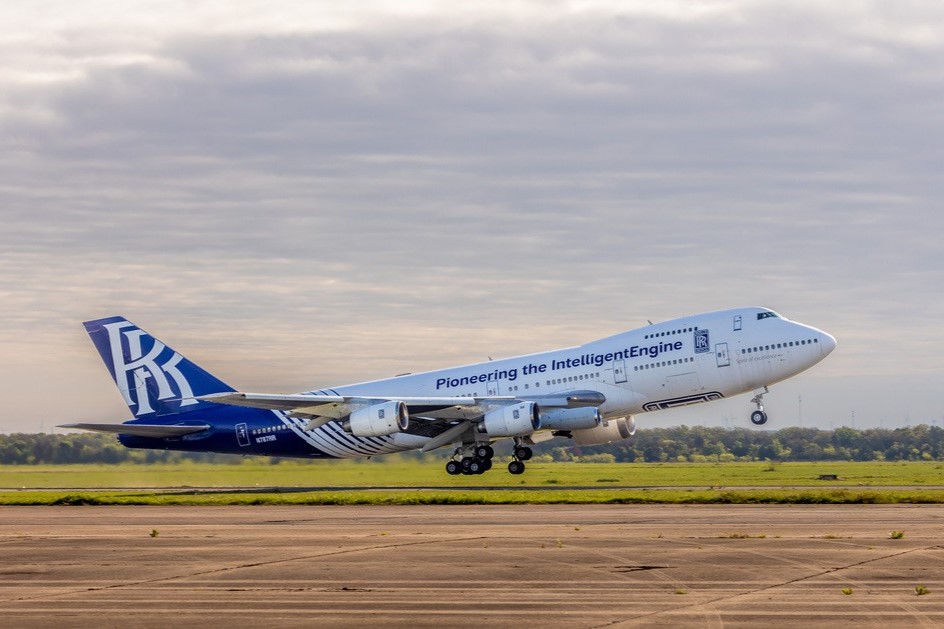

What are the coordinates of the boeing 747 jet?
(62, 307, 836, 475)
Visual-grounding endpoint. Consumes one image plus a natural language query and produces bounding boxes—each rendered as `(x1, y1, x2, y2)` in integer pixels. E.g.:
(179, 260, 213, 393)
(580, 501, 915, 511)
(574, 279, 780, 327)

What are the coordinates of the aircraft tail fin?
(83, 316, 236, 418)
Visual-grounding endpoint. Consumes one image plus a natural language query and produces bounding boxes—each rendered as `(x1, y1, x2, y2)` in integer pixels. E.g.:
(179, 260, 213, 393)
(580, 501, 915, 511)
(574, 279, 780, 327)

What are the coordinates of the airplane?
(61, 307, 836, 475)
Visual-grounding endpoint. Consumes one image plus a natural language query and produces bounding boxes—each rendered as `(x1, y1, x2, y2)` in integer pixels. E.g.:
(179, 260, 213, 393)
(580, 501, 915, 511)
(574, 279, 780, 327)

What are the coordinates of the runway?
(1, 505, 942, 627)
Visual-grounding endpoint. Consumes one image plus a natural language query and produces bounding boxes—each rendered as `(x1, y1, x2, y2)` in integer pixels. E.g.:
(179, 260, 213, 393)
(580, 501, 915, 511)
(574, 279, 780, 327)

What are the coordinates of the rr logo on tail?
(84, 315, 234, 418)
(101, 320, 198, 416)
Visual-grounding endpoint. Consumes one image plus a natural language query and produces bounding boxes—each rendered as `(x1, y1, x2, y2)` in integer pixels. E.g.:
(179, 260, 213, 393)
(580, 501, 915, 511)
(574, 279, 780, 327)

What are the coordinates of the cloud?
(1, 1, 942, 429)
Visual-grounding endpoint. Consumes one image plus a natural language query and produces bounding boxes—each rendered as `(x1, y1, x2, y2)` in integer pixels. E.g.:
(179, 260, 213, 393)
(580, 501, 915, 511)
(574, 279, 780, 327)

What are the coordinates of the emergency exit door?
(715, 343, 730, 367)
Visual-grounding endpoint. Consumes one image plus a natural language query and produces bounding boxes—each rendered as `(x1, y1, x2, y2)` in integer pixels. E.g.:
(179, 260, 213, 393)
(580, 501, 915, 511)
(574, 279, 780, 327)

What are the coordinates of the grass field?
(1, 460, 942, 488)
(0, 461, 943, 505)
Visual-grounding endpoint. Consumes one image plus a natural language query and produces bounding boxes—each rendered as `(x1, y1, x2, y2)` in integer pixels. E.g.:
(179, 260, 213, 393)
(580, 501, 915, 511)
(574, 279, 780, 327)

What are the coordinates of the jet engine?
(480, 402, 540, 437)
(539, 407, 602, 431)
(570, 416, 635, 445)
(345, 400, 409, 437)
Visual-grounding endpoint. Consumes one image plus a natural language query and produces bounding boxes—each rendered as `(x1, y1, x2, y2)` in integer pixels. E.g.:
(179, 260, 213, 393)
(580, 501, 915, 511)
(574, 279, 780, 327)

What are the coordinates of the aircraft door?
(614, 359, 628, 384)
(715, 343, 730, 368)
(235, 423, 251, 447)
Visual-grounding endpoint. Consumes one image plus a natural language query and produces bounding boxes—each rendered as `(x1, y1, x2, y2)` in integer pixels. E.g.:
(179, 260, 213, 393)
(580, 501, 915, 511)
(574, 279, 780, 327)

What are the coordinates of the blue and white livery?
(62, 307, 836, 475)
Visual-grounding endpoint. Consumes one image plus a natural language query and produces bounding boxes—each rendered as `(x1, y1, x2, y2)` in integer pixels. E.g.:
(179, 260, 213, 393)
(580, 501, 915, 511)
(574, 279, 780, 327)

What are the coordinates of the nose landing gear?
(750, 387, 769, 425)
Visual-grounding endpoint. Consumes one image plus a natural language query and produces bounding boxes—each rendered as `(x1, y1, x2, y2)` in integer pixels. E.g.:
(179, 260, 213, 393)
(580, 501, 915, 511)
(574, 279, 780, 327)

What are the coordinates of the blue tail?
(84, 316, 236, 418)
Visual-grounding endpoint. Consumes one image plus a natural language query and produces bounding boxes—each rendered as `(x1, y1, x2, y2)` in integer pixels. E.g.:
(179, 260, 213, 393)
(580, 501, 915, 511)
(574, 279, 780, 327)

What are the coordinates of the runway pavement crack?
(5, 535, 487, 604)
(592, 543, 941, 628)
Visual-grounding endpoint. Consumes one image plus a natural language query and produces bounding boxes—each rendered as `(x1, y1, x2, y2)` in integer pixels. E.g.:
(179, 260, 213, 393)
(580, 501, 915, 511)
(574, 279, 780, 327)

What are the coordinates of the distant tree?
(3, 423, 944, 465)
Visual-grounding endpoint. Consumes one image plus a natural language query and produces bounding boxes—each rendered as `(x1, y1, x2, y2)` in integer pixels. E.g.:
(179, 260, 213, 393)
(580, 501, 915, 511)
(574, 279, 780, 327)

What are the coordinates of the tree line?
(0, 424, 942, 465)
(560, 424, 944, 463)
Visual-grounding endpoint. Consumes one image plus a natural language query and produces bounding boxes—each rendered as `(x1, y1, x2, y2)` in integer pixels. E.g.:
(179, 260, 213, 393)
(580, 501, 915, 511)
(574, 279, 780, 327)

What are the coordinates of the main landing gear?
(445, 444, 495, 475)
(750, 386, 769, 425)
(508, 443, 532, 475)
(443, 441, 534, 475)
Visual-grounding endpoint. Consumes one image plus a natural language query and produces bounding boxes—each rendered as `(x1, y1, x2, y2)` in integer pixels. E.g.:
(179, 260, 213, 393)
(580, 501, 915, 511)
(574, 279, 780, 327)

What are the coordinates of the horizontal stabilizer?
(58, 423, 210, 438)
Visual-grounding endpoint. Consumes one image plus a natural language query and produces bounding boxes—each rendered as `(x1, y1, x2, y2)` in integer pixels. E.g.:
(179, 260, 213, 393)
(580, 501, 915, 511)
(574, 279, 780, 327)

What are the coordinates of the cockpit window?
(757, 311, 780, 320)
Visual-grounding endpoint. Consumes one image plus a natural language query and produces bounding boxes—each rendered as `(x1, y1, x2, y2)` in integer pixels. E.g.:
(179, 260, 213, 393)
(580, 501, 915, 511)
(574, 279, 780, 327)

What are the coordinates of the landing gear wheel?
(749, 387, 769, 426)
(508, 460, 525, 475)
(445, 460, 461, 475)
(469, 459, 485, 474)
(514, 446, 533, 461)
(475, 445, 494, 460)
(461, 457, 474, 473)
(480, 458, 492, 472)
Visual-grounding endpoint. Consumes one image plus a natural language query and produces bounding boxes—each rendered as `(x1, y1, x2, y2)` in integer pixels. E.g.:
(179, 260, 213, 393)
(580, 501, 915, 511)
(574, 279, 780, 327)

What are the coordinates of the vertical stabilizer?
(84, 316, 235, 418)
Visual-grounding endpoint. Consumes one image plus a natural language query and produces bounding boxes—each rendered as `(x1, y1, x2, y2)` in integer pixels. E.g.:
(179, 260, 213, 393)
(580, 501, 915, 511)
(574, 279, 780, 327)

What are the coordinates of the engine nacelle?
(570, 416, 635, 445)
(346, 401, 409, 437)
(480, 402, 540, 437)
(539, 407, 602, 431)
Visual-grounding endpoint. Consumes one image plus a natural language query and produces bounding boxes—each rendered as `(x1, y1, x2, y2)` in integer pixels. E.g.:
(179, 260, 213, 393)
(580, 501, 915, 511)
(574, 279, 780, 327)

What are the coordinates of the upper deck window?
(757, 311, 780, 320)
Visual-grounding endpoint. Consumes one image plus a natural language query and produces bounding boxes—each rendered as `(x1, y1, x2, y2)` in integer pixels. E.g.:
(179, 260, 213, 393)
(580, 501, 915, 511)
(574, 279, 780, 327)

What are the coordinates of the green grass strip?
(3, 460, 944, 489)
(2, 488, 944, 506)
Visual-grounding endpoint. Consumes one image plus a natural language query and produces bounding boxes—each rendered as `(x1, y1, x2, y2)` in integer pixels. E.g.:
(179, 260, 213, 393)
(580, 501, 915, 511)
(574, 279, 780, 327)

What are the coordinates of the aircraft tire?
(750, 410, 768, 425)
(476, 445, 494, 460)
(445, 460, 461, 475)
(508, 460, 525, 475)
(514, 446, 533, 461)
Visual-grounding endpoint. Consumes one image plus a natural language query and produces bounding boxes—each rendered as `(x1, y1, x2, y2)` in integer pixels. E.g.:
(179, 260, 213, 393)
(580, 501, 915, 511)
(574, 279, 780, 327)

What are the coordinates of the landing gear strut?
(750, 387, 769, 425)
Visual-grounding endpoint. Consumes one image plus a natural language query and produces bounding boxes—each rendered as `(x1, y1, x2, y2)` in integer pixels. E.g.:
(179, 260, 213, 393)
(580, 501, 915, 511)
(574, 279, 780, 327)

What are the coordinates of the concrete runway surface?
(1, 504, 942, 628)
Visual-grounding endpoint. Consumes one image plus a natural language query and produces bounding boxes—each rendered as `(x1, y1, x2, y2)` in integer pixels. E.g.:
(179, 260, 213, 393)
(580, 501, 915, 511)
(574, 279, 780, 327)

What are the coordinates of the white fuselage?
(325, 307, 835, 423)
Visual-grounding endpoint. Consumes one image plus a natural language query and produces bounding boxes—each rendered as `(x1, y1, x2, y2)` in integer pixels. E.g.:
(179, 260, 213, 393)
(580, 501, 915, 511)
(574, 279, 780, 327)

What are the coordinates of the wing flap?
(420, 421, 473, 452)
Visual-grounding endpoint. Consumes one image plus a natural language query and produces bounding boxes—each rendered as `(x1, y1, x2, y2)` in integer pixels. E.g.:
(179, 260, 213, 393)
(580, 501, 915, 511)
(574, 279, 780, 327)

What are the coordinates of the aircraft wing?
(197, 392, 519, 420)
(198, 390, 605, 420)
(58, 423, 211, 438)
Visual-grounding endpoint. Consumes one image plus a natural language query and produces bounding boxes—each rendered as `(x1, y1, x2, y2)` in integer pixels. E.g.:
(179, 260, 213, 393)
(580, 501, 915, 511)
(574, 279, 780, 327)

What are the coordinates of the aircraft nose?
(820, 331, 837, 356)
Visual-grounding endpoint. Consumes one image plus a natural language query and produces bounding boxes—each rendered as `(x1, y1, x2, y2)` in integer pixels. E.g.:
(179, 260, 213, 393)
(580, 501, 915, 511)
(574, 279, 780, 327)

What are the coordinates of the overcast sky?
(2, 1, 942, 433)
